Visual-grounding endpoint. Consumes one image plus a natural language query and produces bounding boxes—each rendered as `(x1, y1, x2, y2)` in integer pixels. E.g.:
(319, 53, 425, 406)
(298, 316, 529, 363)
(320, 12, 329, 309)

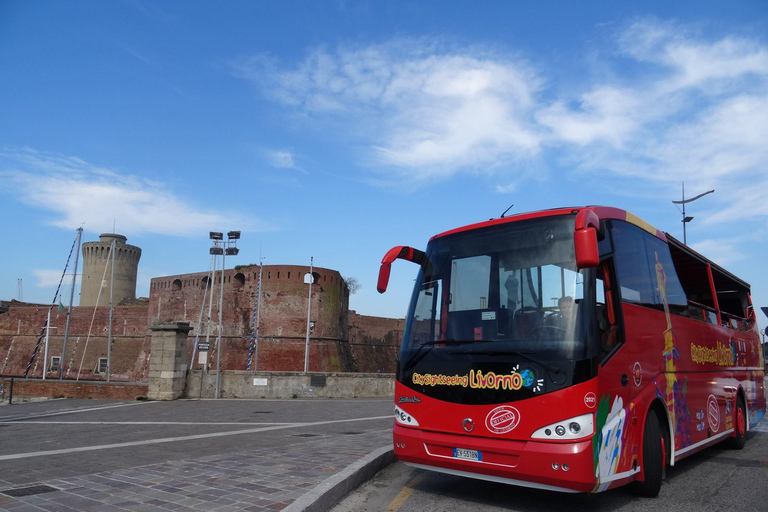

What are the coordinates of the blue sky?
(1, 1, 767, 330)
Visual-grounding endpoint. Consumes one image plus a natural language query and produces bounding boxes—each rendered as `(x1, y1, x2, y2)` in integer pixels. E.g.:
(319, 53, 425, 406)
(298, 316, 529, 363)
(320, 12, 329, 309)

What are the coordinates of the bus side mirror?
(377, 245, 429, 293)
(574, 210, 600, 268)
(377, 262, 393, 294)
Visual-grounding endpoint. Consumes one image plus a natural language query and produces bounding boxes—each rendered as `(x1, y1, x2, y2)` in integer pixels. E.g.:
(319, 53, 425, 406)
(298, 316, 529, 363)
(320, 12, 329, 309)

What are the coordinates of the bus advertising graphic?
(379, 206, 765, 496)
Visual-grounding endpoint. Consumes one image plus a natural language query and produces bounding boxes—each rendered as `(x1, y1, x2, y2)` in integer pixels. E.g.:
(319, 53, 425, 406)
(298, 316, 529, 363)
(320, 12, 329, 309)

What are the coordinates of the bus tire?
(632, 409, 663, 498)
(727, 396, 747, 450)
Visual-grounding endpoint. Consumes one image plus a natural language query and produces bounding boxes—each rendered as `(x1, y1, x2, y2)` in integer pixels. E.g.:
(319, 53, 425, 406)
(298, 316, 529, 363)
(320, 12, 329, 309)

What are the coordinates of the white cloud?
(0, 148, 266, 237)
(618, 20, 768, 92)
(495, 183, 516, 194)
(265, 149, 306, 173)
(270, 151, 295, 168)
(689, 238, 746, 268)
(232, 23, 768, 222)
(232, 40, 543, 183)
(647, 94, 768, 185)
(34, 269, 75, 288)
(534, 20, 768, 224)
(536, 87, 642, 147)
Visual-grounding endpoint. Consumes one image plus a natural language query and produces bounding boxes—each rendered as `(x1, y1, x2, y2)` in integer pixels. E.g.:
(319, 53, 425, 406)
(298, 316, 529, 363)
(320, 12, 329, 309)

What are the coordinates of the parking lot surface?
(0, 398, 393, 511)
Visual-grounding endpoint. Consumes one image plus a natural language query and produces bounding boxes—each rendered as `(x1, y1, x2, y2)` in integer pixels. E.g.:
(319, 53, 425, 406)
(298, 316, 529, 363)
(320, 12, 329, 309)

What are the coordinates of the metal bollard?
(8, 378, 14, 405)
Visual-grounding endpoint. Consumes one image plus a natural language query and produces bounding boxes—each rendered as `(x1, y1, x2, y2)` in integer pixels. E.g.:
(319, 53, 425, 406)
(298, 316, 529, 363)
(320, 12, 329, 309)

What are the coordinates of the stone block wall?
(185, 370, 394, 399)
(0, 378, 148, 401)
(147, 322, 191, 400)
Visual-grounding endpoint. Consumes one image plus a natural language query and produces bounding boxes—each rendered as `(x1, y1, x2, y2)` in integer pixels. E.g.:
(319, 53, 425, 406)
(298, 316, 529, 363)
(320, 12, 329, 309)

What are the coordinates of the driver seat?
(513, 307, 541, 338)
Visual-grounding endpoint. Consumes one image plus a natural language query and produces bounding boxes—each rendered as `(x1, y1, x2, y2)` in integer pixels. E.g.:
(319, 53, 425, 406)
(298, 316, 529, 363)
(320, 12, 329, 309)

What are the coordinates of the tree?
(344, 277, 361, 295)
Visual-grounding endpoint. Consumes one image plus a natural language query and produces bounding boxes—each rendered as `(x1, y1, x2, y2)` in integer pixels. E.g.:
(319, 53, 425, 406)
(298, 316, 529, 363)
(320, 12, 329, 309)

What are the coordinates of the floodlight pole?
(671, 182, 714, 245)
(210, 231, 239, 399)
(216, 244, 225, 399)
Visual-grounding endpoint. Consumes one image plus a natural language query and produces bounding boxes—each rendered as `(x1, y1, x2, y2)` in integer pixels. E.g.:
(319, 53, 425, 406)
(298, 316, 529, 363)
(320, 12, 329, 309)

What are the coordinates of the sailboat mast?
(60, 227, 82, 380)
(107, 238, 116, 382)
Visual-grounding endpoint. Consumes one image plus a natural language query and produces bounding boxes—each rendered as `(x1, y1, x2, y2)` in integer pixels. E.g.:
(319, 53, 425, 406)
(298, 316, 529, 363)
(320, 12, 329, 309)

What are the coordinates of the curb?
(285, 445, 396, 512)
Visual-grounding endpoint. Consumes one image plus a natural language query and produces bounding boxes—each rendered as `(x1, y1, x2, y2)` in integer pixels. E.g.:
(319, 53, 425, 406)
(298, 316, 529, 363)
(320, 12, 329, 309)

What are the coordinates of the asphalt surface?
(332, 419, 768, 512)
(0, 398, 393, 511)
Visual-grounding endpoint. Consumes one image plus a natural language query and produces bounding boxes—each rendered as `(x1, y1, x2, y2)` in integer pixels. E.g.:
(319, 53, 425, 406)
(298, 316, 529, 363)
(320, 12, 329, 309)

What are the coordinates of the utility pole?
(672, 182, 714, 245)
(304, 257, 314, 373)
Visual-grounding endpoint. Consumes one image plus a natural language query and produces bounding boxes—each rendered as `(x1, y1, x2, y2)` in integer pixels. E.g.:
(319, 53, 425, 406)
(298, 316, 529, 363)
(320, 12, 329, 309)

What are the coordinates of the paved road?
(332, 423, 768, 512)
(0, 398, 393, 511)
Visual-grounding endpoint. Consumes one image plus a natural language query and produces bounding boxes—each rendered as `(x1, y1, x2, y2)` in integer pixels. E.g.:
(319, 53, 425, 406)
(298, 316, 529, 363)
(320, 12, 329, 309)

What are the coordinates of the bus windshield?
(400, 214, 600, 404)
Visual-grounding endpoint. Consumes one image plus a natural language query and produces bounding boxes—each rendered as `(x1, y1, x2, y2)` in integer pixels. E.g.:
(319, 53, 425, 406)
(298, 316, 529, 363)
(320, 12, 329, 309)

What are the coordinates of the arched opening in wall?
(172, 279, 182, 291)
(201, 276, 210, 290)
(234, 273, 245, 287)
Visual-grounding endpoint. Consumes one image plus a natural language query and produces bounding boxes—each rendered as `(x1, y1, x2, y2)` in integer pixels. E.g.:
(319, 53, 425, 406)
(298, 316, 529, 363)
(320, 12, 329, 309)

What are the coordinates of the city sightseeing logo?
(412, 370, 525, 391)
(691, 341, 734, 366)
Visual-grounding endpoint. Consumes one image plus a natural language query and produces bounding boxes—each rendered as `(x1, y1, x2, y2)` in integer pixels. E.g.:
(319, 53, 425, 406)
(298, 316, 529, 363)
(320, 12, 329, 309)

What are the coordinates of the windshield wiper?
(403, 339, 484, 371)
(450, 345, 562, 376)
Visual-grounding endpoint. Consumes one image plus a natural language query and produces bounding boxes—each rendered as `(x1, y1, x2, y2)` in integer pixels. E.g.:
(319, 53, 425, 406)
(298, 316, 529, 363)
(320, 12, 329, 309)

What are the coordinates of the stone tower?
(79, 234, 142, 307)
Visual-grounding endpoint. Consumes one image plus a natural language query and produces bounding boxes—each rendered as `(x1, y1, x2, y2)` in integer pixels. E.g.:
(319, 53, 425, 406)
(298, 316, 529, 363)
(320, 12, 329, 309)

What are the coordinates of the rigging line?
(21, 231, 78, 377)
(246, 264, 261, 371)
(76, 240, 113, 380)
(190, 255, 215, 370)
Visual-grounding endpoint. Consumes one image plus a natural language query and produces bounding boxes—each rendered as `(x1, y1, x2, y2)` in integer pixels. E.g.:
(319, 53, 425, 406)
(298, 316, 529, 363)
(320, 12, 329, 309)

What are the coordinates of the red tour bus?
(377, 206, 765, 496)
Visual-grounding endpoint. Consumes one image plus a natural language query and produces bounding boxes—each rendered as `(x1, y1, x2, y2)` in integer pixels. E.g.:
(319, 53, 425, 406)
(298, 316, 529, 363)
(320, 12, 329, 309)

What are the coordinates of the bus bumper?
(393, 423, 597, 493)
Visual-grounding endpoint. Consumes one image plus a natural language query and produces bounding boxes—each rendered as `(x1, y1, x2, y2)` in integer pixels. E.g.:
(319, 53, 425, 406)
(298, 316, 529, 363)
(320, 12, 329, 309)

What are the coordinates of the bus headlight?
(394, 405, 420, 427)
(531, 413, 594, 440)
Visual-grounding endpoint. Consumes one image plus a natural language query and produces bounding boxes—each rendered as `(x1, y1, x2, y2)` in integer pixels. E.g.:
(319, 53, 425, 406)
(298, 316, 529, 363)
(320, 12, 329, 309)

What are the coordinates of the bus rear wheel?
(632, 409, 664, 498)
(727, 396, 747, 450)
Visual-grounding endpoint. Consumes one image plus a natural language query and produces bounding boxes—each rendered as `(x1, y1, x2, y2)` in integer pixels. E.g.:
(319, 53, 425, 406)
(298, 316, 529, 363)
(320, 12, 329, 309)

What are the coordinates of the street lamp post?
(209, 230, 240, 399)
(671, 182, 714, 245)
(303, 257, 314, 373)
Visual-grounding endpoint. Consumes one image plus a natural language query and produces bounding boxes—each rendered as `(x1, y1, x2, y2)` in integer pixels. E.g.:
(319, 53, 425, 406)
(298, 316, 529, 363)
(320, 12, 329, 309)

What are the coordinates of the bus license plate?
(454, 448, 481, 461)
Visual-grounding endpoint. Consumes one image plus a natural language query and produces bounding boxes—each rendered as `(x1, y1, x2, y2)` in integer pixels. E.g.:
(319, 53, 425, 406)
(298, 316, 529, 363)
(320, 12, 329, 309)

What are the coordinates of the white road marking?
(0, 415, 392, 461)
(0, 401, 155, 423)
(7, 421, 294, 426)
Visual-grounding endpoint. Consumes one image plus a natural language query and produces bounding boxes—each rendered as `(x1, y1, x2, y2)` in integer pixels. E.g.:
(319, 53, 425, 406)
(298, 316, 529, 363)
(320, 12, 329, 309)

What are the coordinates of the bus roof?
(431, 206, 666, 242)
(430, 205, 751, 290)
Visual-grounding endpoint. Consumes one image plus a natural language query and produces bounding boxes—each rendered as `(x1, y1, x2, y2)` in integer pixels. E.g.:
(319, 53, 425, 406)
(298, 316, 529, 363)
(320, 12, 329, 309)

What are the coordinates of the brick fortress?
(0, 235, 404, 382)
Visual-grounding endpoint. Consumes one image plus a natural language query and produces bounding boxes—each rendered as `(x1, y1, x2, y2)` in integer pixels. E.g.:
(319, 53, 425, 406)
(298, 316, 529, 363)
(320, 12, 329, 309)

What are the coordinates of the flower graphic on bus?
(594, 395, 627, 492)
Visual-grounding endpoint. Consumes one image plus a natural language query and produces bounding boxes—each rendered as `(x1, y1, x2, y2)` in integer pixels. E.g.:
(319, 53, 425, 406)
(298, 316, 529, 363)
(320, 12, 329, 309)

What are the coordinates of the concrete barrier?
(185, 370, 394, 399)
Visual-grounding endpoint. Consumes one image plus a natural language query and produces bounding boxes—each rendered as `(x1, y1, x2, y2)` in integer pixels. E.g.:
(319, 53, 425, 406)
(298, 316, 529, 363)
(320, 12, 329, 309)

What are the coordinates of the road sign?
(198, 342, 210, 351)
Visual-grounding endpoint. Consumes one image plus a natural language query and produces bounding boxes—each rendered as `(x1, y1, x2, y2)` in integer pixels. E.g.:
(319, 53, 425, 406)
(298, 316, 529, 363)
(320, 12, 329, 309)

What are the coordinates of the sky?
(1, 1, 767, 333)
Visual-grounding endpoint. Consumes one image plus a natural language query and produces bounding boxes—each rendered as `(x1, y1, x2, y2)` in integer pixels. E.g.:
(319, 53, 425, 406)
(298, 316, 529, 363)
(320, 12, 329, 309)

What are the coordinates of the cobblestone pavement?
(0, 399, 393, 512)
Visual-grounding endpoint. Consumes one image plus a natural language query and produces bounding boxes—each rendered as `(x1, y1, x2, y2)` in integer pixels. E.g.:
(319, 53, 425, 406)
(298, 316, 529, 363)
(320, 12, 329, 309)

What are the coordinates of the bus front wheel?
(727, 396, 747, 450)
(632, 409, 664, 498)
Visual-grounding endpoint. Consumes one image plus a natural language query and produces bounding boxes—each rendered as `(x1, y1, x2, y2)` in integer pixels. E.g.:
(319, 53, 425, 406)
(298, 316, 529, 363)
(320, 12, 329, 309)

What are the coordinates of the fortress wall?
(0, 304, 150, 380)
(1, 265, 403, 380)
